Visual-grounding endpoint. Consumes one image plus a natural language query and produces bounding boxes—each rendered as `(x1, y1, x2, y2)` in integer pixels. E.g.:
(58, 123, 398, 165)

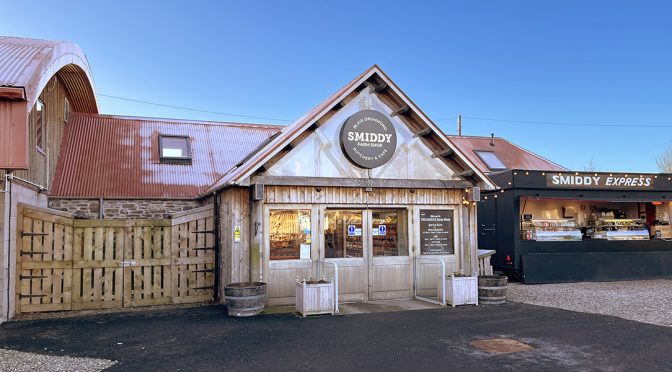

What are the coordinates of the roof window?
(159, 135, 191, 163)
(474, 150, 506, 171)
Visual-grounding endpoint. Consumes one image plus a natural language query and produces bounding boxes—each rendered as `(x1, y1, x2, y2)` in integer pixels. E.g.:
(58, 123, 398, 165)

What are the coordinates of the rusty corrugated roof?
(446, 135, 567, 174)
(50, 113, 282, 198)
(0, 36, 97, 113)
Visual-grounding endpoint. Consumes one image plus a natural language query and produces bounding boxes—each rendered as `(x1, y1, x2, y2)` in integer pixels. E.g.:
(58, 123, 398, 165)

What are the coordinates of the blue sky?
(3, 0, 671, 172)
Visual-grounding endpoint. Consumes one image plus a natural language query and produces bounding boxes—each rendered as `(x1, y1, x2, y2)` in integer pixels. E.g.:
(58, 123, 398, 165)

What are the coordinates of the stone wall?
(48, 198, 203, 219)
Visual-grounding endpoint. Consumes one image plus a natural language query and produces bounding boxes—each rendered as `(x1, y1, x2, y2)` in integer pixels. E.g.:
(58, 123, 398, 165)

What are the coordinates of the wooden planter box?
(438, 275, 478, 307)
(296, 279, 335, 317)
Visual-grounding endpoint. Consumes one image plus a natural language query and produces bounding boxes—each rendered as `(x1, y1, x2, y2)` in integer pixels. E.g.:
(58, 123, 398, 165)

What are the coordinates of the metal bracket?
(20, 275, 48, 280)
(192, 285, 214, 290)
(20, 251, 47, 256)
(19, 294, 47, 299)
(21, 232, 49, 237)
(191, 269, 215, 273)
(191, 247, 214, 251)
(191, 230, 214, 234)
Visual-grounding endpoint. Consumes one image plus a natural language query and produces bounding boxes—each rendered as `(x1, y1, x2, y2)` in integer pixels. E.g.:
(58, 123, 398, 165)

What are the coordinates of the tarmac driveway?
(1, 303, 671, 371)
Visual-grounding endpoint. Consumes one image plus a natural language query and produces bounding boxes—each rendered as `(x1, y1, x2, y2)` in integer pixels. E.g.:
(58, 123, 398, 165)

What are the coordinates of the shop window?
(270, 210, 311, 260)
(324, 210, 363, 258)
(35, 99, 44, 152)
(474, 150, 506, 171)
(159, 135, 191, 162)
(372, 210, 408, 256)
(518, 197, 661, 241)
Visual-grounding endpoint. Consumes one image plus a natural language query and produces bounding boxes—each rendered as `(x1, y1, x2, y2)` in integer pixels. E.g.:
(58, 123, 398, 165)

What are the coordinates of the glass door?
(322, 208, 413, 301)
(368, 209, 413, 300)
(323, 210, 368, 302)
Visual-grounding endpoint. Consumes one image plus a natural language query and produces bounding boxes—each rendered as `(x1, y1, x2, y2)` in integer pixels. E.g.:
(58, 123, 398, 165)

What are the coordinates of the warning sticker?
(234, 226, 241, 242)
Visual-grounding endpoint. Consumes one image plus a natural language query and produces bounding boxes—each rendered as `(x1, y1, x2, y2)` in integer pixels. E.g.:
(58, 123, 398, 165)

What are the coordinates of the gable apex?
(203, 65, 495, 195)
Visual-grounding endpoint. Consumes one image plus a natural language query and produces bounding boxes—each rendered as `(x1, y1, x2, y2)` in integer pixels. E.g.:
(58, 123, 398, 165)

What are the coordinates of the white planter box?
(438, 275, 478, 307)
(296, 279, 335, 317)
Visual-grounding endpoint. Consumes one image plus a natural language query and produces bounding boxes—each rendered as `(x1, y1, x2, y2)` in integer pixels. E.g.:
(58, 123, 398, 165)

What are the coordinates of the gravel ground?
(507, 279, 672, 327)
(0, 349, 116, 372)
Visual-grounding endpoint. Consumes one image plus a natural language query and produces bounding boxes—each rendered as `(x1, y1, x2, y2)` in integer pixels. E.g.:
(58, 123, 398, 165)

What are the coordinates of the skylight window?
(474, 150, 506, 170)
(159, 135, 191, 162)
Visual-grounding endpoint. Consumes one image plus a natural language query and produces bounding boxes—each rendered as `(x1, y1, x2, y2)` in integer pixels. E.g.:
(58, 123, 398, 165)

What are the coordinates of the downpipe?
(5, 171, 12, 321)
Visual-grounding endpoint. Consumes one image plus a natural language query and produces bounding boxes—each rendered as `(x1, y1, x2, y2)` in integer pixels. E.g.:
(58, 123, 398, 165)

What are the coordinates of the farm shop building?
(0, 36, 492, 321)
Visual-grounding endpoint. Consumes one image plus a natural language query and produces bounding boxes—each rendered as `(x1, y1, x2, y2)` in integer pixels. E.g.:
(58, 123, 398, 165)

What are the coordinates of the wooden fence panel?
(71, 221, 126, 310)
(17, 204, 215, 313)
(15, 205, 74, 313)
(171, 206, 215, 304)
(124, 222, 172, 307)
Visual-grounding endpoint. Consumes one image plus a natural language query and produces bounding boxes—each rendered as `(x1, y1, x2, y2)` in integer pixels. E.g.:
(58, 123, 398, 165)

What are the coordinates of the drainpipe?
(5, 171, 13, 321)
(212, 191, 221, 302)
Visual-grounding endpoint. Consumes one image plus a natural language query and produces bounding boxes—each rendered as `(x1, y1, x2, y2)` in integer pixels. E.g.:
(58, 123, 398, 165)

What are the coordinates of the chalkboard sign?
(419, 209, 454, 255)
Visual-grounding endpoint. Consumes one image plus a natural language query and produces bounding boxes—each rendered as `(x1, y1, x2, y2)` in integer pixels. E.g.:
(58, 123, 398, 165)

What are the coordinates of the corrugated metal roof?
(446, 136, 567, 174)
(0, 36, 97, 113)
(50, 113, 282, 198)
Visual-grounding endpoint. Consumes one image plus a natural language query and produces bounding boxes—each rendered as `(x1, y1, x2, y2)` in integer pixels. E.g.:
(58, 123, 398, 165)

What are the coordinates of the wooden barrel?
(224, 282, 267, 317)
(478, 276, 508, 305)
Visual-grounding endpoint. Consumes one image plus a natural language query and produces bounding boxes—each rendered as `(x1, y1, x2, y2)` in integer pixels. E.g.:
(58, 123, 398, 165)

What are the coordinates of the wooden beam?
(413, 127, 433, 137)
(431, 148, 454, 158)
(250, 176, 472, 189)
(0, 87, 26, 100)
(456, 170, 475, 178)
(374, 82, 388, 93)
(391, 105, 410, 117)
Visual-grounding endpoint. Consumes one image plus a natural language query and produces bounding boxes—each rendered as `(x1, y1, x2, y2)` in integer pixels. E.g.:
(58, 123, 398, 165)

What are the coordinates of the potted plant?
(438, 271, 478, 307)
(296, 277, 335, 317)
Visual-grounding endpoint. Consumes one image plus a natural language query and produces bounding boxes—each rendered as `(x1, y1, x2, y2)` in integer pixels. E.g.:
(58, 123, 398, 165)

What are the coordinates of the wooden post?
(468, 202, 478, 276)
(250, 199, 264, 283)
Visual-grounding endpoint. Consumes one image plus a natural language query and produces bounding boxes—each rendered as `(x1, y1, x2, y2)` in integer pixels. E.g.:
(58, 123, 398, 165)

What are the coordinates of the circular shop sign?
(339, 110, 397, 169)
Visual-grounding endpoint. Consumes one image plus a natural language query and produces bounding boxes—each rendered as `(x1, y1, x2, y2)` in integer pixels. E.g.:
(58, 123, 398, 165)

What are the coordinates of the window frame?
(324, 209, 365, 259)
(158, 135, 192, 163)
(35, 98, 45, 154)
(474, 150, 507, 171)
(64, 96, 70, 123)
(268, 208, 313, 261)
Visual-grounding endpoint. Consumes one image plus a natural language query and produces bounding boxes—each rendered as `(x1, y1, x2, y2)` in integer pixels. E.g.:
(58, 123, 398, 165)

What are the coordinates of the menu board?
(420, 209, 454, 255)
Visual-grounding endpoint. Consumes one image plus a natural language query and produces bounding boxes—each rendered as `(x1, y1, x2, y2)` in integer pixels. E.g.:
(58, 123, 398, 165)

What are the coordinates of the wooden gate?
(16, 204, 215, 313)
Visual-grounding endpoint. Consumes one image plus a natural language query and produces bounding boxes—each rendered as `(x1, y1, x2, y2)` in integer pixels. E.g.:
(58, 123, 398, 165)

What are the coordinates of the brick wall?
(48, 198, 203, 219)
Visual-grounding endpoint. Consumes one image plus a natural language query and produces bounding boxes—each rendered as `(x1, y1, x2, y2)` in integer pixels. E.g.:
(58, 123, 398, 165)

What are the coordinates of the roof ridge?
(70, 112, 285, 129)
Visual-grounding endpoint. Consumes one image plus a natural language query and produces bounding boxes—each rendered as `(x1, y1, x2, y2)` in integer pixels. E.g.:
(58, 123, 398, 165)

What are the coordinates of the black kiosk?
(479, 170, 672, 283)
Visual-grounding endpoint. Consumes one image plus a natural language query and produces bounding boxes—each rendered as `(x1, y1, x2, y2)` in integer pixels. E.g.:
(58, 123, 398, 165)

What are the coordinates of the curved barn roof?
(0, 36, 97, 113)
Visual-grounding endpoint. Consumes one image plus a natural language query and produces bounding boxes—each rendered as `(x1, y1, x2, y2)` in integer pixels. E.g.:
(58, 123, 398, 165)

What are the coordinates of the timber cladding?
(264, 186, 463, 205)
(15, 204, 215, 313)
